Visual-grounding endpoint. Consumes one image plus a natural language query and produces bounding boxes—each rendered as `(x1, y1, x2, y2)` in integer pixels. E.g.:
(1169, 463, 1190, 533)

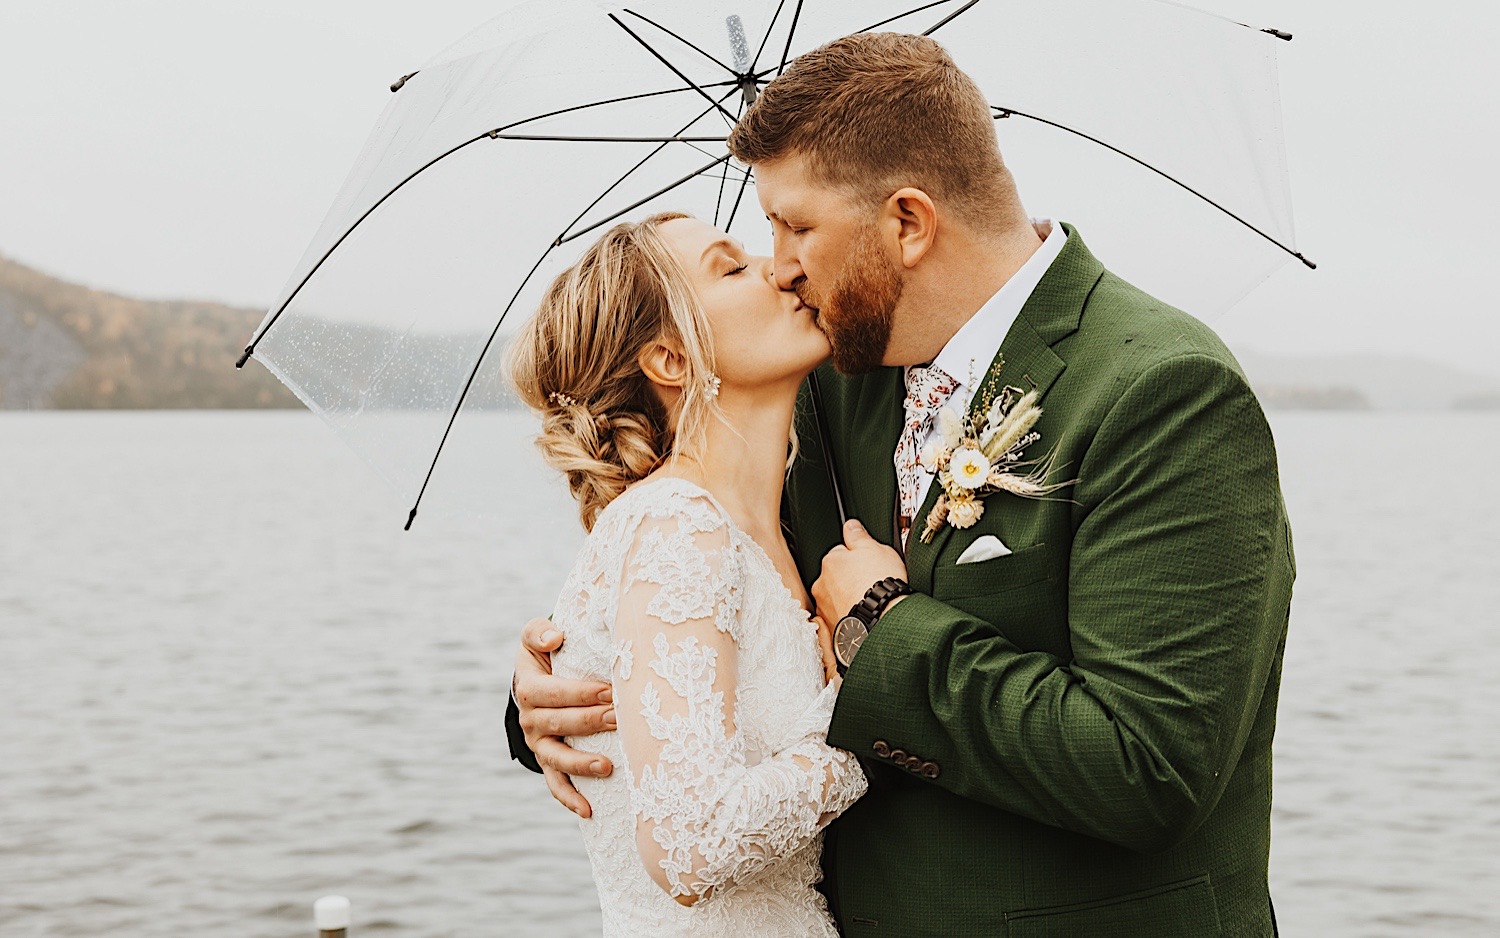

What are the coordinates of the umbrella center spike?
(726, 15, 758, 108)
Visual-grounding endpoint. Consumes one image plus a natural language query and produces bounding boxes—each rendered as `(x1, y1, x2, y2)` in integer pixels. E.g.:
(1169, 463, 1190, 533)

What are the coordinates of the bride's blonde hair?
(508, 212, 720, 530)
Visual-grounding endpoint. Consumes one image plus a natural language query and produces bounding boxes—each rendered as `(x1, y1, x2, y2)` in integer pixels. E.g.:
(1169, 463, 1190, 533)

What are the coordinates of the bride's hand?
(815, 615, 841, 690)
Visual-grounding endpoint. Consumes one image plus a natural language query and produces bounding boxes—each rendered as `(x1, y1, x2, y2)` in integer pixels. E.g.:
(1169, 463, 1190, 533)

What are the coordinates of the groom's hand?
(812, 520, 909, 625)
(515, 617, 616, 818)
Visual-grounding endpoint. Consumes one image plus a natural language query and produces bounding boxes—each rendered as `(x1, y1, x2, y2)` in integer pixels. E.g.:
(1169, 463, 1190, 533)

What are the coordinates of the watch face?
(833, 615, 868, 668)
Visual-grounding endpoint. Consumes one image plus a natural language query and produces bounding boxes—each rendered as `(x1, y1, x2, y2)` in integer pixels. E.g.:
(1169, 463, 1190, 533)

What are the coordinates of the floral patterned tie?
(894, 364, 958, 547)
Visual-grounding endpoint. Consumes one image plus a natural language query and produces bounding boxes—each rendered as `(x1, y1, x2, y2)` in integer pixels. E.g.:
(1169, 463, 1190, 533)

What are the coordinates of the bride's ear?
(638, 338, 689, 394)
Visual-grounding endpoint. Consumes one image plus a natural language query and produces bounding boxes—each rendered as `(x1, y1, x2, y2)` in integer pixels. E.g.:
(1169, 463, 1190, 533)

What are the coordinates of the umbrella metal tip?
(235, 346, 253, 369)
(726, 15, 751, 74)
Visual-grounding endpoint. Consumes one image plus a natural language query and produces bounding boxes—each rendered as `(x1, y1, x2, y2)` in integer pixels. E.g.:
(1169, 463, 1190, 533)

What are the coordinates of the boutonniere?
(918, 382, 1068, 544)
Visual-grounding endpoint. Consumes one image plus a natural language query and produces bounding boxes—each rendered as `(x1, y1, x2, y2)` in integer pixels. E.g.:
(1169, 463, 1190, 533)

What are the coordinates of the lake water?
(1, 411, 1497, 937)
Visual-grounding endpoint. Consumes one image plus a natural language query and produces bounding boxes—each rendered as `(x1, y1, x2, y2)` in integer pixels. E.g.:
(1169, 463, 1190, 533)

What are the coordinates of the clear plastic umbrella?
(237, 0, 1312, 527)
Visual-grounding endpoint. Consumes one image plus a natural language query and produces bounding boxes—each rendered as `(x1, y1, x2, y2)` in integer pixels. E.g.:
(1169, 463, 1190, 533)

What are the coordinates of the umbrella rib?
(491, 82, 737, 137)
(404, 247, 558, 531)
(409, 150, 733, 528)
(682, 138, 748, 172)
(807, 369, 848, 525)
(856, 0, 963, 36)
(711, 92, 753, 229)
(237, 131, 498, 367)
(724, 164, 757, 231)
(923, 0, 983, 36)
(775, 0, 807, 77)
(700, 165, 751, 186)
(713, 148, 732, 226)
(234, 84, 738, 365)
(1149, 0, 1294, 40)
(557, 153, 734, 246)
(555, 86, 740, 241)
(751, 0, 790, 73)
(993, 107, 1316, 269)
(608, 14, 740, 125)
(713, 95, 751, 226)
(489, 134, 729, 142)
(410, 91, 737, 528)
(702, 168, 753, 185)
(622, 9, 740, 80)
(750, 0, 1113, 79)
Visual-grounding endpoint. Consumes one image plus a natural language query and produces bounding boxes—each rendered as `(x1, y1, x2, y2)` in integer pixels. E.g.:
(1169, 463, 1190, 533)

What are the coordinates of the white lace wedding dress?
(550, 477, 867, 936)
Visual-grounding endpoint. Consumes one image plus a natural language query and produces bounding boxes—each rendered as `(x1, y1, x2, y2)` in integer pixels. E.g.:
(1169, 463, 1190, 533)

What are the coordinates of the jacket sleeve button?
(889, 749, 907, 763)
(920, 761, 940, 779)
(872, 741, 890, 758)
(904, 755, 922, 771)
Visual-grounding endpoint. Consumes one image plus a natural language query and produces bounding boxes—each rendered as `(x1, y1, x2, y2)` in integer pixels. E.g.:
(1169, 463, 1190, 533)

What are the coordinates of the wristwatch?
(833, 577, 912, 675)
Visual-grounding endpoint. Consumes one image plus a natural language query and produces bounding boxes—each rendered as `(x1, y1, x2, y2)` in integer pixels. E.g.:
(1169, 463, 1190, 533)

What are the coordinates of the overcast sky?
(1, 0, 1496, 378)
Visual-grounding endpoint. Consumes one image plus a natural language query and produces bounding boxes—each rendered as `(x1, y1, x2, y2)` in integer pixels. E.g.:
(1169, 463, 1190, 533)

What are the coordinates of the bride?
(507, 212, 867, 936)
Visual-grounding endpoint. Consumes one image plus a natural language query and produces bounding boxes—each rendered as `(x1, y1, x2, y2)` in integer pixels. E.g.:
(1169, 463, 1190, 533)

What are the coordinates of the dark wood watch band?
(849, 576, 912, 626)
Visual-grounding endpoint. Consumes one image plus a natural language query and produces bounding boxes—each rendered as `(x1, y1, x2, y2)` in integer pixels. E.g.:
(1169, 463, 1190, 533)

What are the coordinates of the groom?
(510, 33, 1293, 936)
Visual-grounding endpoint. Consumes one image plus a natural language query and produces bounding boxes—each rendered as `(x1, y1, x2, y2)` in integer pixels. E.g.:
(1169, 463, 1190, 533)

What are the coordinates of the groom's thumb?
(843, 519, 873, 547)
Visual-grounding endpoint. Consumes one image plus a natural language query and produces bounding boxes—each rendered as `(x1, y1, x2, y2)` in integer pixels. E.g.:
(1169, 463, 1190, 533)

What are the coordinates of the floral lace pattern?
(550, 478, 866, 937)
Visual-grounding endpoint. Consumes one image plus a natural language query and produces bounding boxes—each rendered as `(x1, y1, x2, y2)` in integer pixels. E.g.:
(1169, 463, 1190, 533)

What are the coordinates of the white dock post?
(314, 895, 351, 937)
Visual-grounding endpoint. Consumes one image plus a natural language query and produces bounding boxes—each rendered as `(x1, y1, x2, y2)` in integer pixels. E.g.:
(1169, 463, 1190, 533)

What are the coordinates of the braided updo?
(508, 212, 720, 530)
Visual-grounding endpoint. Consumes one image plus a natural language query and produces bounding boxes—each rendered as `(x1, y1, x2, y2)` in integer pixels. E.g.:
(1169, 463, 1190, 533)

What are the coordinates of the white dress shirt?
(906, 219, 1067, 512)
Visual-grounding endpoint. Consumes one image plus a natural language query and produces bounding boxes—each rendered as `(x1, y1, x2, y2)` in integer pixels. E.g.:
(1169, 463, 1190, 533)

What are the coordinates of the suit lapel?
(904, 226, 1103, 591)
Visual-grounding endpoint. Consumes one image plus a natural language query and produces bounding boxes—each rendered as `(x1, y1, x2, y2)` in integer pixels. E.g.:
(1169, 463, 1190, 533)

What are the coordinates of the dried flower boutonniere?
(918, 382, 1070, 544)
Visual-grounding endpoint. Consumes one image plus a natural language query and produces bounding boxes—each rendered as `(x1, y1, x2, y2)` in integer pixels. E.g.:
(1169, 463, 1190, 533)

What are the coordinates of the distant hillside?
(1254, 385, 1373, 411)
(1235, 349, 1500, 412)
(4, 252, 1499, 412)
(0, 254, 295, 409)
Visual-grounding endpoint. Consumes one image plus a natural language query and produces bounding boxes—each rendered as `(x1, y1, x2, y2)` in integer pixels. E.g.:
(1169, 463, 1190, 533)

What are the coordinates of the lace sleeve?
(610, 493, 866, 907)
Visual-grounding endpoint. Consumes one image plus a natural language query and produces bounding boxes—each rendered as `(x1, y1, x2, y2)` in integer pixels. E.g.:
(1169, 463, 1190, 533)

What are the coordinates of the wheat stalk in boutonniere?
(919, 384, 1072, 544)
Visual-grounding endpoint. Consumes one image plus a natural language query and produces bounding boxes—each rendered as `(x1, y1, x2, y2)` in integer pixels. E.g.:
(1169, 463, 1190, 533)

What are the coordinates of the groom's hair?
(728, 33, 1022, 230)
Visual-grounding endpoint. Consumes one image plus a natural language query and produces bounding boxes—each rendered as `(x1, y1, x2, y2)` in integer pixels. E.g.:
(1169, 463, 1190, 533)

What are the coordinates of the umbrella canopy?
(239, 0, 1311, 525)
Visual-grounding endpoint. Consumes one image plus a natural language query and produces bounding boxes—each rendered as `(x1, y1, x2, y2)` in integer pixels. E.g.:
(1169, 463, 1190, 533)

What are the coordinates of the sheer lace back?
(551, 477, 866, 936)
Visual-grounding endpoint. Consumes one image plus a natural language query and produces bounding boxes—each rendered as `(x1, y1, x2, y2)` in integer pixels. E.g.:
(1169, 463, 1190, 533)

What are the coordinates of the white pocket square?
(956, 534, 1012, 565)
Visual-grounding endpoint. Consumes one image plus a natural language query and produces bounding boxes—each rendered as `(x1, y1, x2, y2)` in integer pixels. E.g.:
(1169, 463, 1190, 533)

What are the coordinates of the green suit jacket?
(788, 228, 1294, 936)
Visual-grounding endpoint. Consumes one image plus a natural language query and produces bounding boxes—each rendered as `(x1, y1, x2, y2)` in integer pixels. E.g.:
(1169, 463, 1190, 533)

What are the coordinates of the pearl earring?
(706, 375, 722, 398)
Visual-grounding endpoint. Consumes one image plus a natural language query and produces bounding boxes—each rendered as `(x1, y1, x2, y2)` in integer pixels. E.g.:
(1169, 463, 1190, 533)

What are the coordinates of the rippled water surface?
(1, 412, 1497, 936)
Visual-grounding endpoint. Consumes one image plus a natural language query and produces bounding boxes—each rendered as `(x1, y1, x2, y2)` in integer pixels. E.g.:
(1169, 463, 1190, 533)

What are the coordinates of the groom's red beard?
(802, 224, 904, 375)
